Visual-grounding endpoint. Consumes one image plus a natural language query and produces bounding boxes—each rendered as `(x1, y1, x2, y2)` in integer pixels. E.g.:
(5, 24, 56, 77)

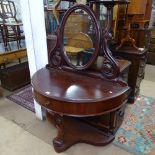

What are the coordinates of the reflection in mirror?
(63, 10, 96, 67)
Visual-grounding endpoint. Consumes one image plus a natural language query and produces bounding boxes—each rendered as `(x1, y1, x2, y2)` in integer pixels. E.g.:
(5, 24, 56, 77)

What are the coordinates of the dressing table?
(32, 0, 130, 153)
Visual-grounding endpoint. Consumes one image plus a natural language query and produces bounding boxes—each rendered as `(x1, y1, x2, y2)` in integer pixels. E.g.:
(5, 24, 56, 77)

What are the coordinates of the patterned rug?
(7, 85, 34, 112)
(113, 95, 155, 155)
(7, 86, 155, 154)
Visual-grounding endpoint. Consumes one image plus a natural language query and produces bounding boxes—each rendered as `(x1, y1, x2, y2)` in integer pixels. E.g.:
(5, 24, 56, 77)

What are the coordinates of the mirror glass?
(63, 9, 97, 67)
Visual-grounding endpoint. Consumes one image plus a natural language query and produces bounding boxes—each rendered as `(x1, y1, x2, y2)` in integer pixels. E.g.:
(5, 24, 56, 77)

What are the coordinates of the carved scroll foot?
(47, 111, 117, 153)
(53, 114, 66, 152)
(53, 138, 64, 147)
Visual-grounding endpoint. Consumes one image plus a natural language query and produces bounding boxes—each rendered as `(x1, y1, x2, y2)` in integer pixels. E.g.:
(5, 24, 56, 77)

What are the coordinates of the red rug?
(7, 85, 35, 112)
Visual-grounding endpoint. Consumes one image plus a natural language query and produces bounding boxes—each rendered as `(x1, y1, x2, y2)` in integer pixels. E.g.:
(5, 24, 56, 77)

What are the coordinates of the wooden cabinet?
(112, 48, 148, 103)
(0, 62, 30, 91)
(116, 0, 152, 27)
(115, 0, 152, 47)
(116, 28, 150, 47)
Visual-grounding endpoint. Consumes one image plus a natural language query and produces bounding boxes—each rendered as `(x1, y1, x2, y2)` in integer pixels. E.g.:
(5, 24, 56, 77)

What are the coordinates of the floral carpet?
(113, 95, 155, 155)
(7, 85, 34, 112)
(7, 86, 155, 154)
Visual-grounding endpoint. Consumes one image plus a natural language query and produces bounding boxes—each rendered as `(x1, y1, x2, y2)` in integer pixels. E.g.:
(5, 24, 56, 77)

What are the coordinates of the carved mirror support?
(47, 1, 129, 80)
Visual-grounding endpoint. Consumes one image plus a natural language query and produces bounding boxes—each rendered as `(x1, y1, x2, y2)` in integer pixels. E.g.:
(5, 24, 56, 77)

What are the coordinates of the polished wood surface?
(32, 67, 129, 152)
(32, 2, 130, 153)
(32, 67, 129, 117)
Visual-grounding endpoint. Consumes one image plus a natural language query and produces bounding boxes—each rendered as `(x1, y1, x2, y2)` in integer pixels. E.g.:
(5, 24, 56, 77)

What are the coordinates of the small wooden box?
(0, 62, 30, 91)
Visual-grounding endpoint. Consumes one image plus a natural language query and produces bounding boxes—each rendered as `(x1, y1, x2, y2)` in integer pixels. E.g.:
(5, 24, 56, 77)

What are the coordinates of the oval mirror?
(60, 5, 100, 70)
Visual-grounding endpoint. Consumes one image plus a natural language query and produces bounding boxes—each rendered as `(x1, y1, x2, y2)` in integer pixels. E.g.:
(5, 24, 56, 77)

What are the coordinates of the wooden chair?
(0, 0, 24, 51)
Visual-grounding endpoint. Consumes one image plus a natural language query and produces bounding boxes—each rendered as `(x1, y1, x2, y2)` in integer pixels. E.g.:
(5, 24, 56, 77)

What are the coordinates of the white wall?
(20, 0, 48, 120)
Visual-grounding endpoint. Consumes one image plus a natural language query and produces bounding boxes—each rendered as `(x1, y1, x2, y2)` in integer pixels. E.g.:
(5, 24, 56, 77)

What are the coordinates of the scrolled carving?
(101, 5, 120, 79)
(49, 49, 62, 67)
(53, 114, 64, 148)
(101, 37, 120, 79)
(101, 58, 119, 79)
(48, 29, 62, 68)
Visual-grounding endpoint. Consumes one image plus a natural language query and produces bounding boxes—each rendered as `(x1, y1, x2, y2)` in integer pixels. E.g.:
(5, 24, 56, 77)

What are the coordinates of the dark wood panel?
(0, 62, 30, 91)
(112, 48, 147, 103)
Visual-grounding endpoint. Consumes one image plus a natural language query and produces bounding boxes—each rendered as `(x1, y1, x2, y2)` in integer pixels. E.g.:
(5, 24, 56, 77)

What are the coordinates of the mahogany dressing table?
(32, 0, 130, 153)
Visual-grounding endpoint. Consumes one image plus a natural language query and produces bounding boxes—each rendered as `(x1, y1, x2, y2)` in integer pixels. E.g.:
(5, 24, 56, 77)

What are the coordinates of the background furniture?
(112, 47, 147, 103)
(112, 0, 151, 102)
(0, 48, 27, 68)
(115, 0, 152, 48)
(0, 61, 30, 91)
(0, 0, 24, 51)
(116, 28, 151, 48)
(44, 0, 73, 34)
(147, 28, 155, 65)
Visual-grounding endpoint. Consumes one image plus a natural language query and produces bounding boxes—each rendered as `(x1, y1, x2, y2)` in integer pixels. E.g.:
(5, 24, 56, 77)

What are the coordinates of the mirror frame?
(59, 4, 100, 70)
